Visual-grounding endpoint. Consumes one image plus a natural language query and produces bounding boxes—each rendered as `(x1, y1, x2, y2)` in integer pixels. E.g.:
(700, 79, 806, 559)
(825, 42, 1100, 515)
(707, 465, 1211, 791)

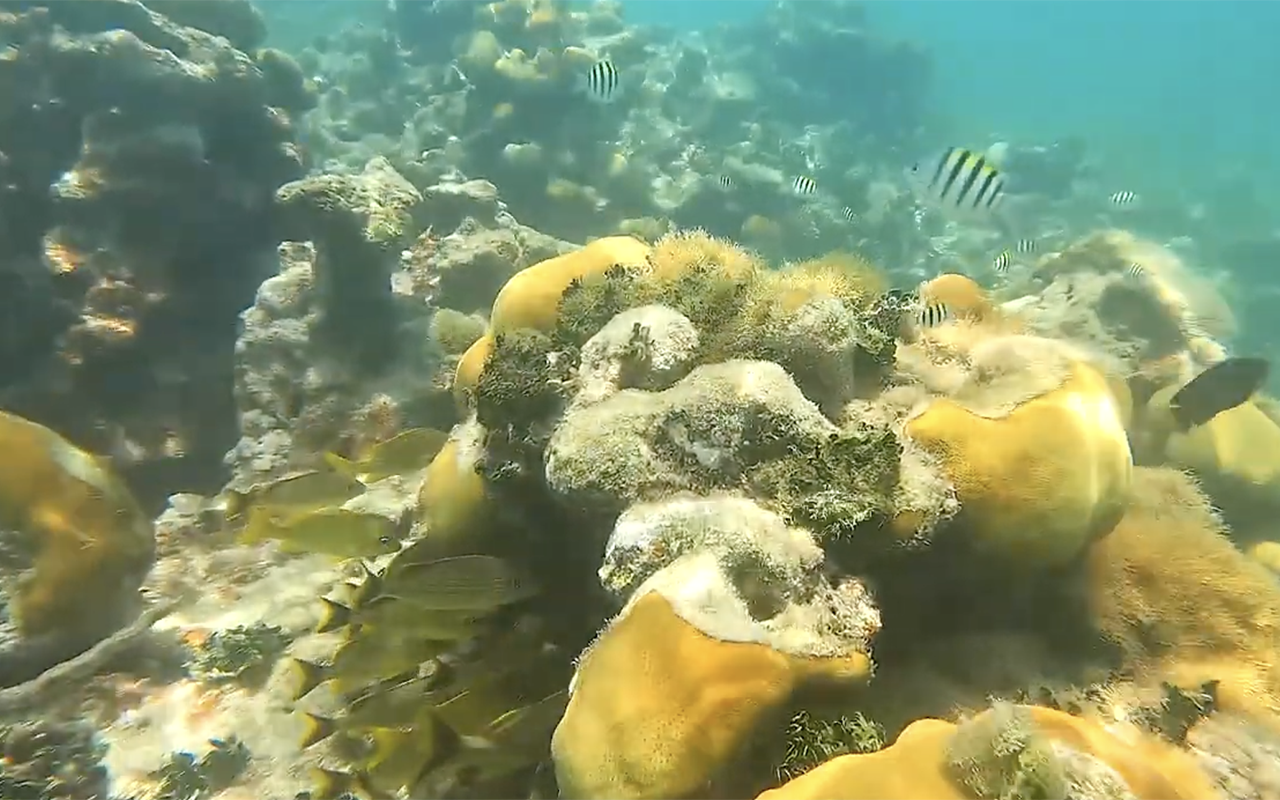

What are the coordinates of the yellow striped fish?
(906, 146, 1005, 218)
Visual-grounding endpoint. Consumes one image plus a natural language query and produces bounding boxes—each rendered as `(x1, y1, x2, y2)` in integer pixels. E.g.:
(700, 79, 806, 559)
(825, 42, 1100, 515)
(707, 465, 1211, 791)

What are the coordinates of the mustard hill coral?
(1083, 466, 1280, 716)
(252, 225, 1280, 800)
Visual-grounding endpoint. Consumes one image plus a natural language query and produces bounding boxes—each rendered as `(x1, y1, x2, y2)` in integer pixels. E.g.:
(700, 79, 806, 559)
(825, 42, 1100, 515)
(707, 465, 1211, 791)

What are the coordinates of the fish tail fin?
(300, 712, 340, 749)
(310, 767, 367, 800)
(288, 657, 329, 700)
(316, 597, 353, 634)
(365, 727, 411, 769)
(349, 561, 382, 605)
(323, 451, 360, 478)
(223, 491, 246, 523)
(1167, 400, 1193, 433)
(415, 710, 469, 777)
(236, 506, 276, 545)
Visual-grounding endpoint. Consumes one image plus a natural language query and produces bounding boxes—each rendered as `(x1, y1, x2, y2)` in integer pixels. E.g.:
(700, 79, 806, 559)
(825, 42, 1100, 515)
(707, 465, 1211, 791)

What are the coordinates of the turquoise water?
(617, 0, 1280, 214)
(870, 1, 1280, 208)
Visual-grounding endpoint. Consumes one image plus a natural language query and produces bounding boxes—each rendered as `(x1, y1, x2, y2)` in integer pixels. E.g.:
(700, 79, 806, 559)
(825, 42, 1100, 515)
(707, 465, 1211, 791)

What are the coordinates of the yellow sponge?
(905, 362, 1132, 568)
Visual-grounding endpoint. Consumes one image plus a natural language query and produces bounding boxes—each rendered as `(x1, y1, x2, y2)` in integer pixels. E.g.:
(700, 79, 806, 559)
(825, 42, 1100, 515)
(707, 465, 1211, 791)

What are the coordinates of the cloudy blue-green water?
(612, 0, 1278, 350)
(617, 0, 1279, 212)
(870, 2, 1280, 207)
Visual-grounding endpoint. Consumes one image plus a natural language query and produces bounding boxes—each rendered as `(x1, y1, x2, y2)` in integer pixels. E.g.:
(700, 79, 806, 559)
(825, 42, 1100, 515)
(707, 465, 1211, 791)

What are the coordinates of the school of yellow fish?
(222, 428, 573, 798)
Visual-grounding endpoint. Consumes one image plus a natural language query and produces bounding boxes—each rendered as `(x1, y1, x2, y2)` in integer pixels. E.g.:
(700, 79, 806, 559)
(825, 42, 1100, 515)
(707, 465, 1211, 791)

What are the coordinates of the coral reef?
(225, 169, 569, 490)
(0, 717, 112, 800)
(757, 703, 1217, 799)
(292, 0, 937, 267)
(7, 207, 1279, 800)
(0, 0, 310, 507)
(0, 410, 155, 689)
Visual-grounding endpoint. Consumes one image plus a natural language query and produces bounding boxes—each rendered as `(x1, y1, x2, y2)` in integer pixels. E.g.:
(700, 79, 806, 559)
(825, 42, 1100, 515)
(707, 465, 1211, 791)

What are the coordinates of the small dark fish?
(1109, 190, 1138, 206)
(841, 206, 857, 221)
(917, 301, 952, 328)
(1169, 356, 1270, 431)
(582, 59, 620, 103)
(792, 175, 817, 195)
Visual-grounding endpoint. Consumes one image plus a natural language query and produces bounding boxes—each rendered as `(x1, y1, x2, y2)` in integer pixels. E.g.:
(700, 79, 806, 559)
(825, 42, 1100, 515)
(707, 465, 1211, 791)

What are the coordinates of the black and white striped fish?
(581, 59, 621, 103)
(841, 206, 857, 222)
(1109, 190, 1139, 206)
(905, 146, 1005, 218)
(992, 238, 1038, 273)
(792, 175, 817, 196)
(917, 301, 952, 328)
(1126, 262, 1145, 279)
(716, 174, 735, 190)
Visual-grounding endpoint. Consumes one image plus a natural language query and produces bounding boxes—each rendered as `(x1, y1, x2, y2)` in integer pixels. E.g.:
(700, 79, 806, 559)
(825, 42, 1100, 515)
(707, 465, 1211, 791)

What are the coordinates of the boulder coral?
(757, 703, 1219, 800)
(288, 227, 1277, 798)
(274, 156, 426, 371)
(1141, 383, 1280, 522)
(554, 591, 871, 799)
(0, 410, 155, 687)
(904, 352, 1132, 568)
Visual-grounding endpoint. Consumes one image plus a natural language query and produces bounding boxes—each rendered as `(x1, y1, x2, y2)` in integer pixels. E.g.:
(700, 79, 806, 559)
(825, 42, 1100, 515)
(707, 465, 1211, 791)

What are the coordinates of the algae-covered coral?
(0, 2, 1277, 800)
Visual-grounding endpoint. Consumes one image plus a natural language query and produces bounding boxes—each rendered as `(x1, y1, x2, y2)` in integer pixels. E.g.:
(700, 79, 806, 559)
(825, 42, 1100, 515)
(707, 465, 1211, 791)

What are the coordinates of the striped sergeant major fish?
(580, 59, 621, 103)
(905, 146, 1005, 219)
(792, 175, 818, 196)
(992, 238, 1038, 273)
